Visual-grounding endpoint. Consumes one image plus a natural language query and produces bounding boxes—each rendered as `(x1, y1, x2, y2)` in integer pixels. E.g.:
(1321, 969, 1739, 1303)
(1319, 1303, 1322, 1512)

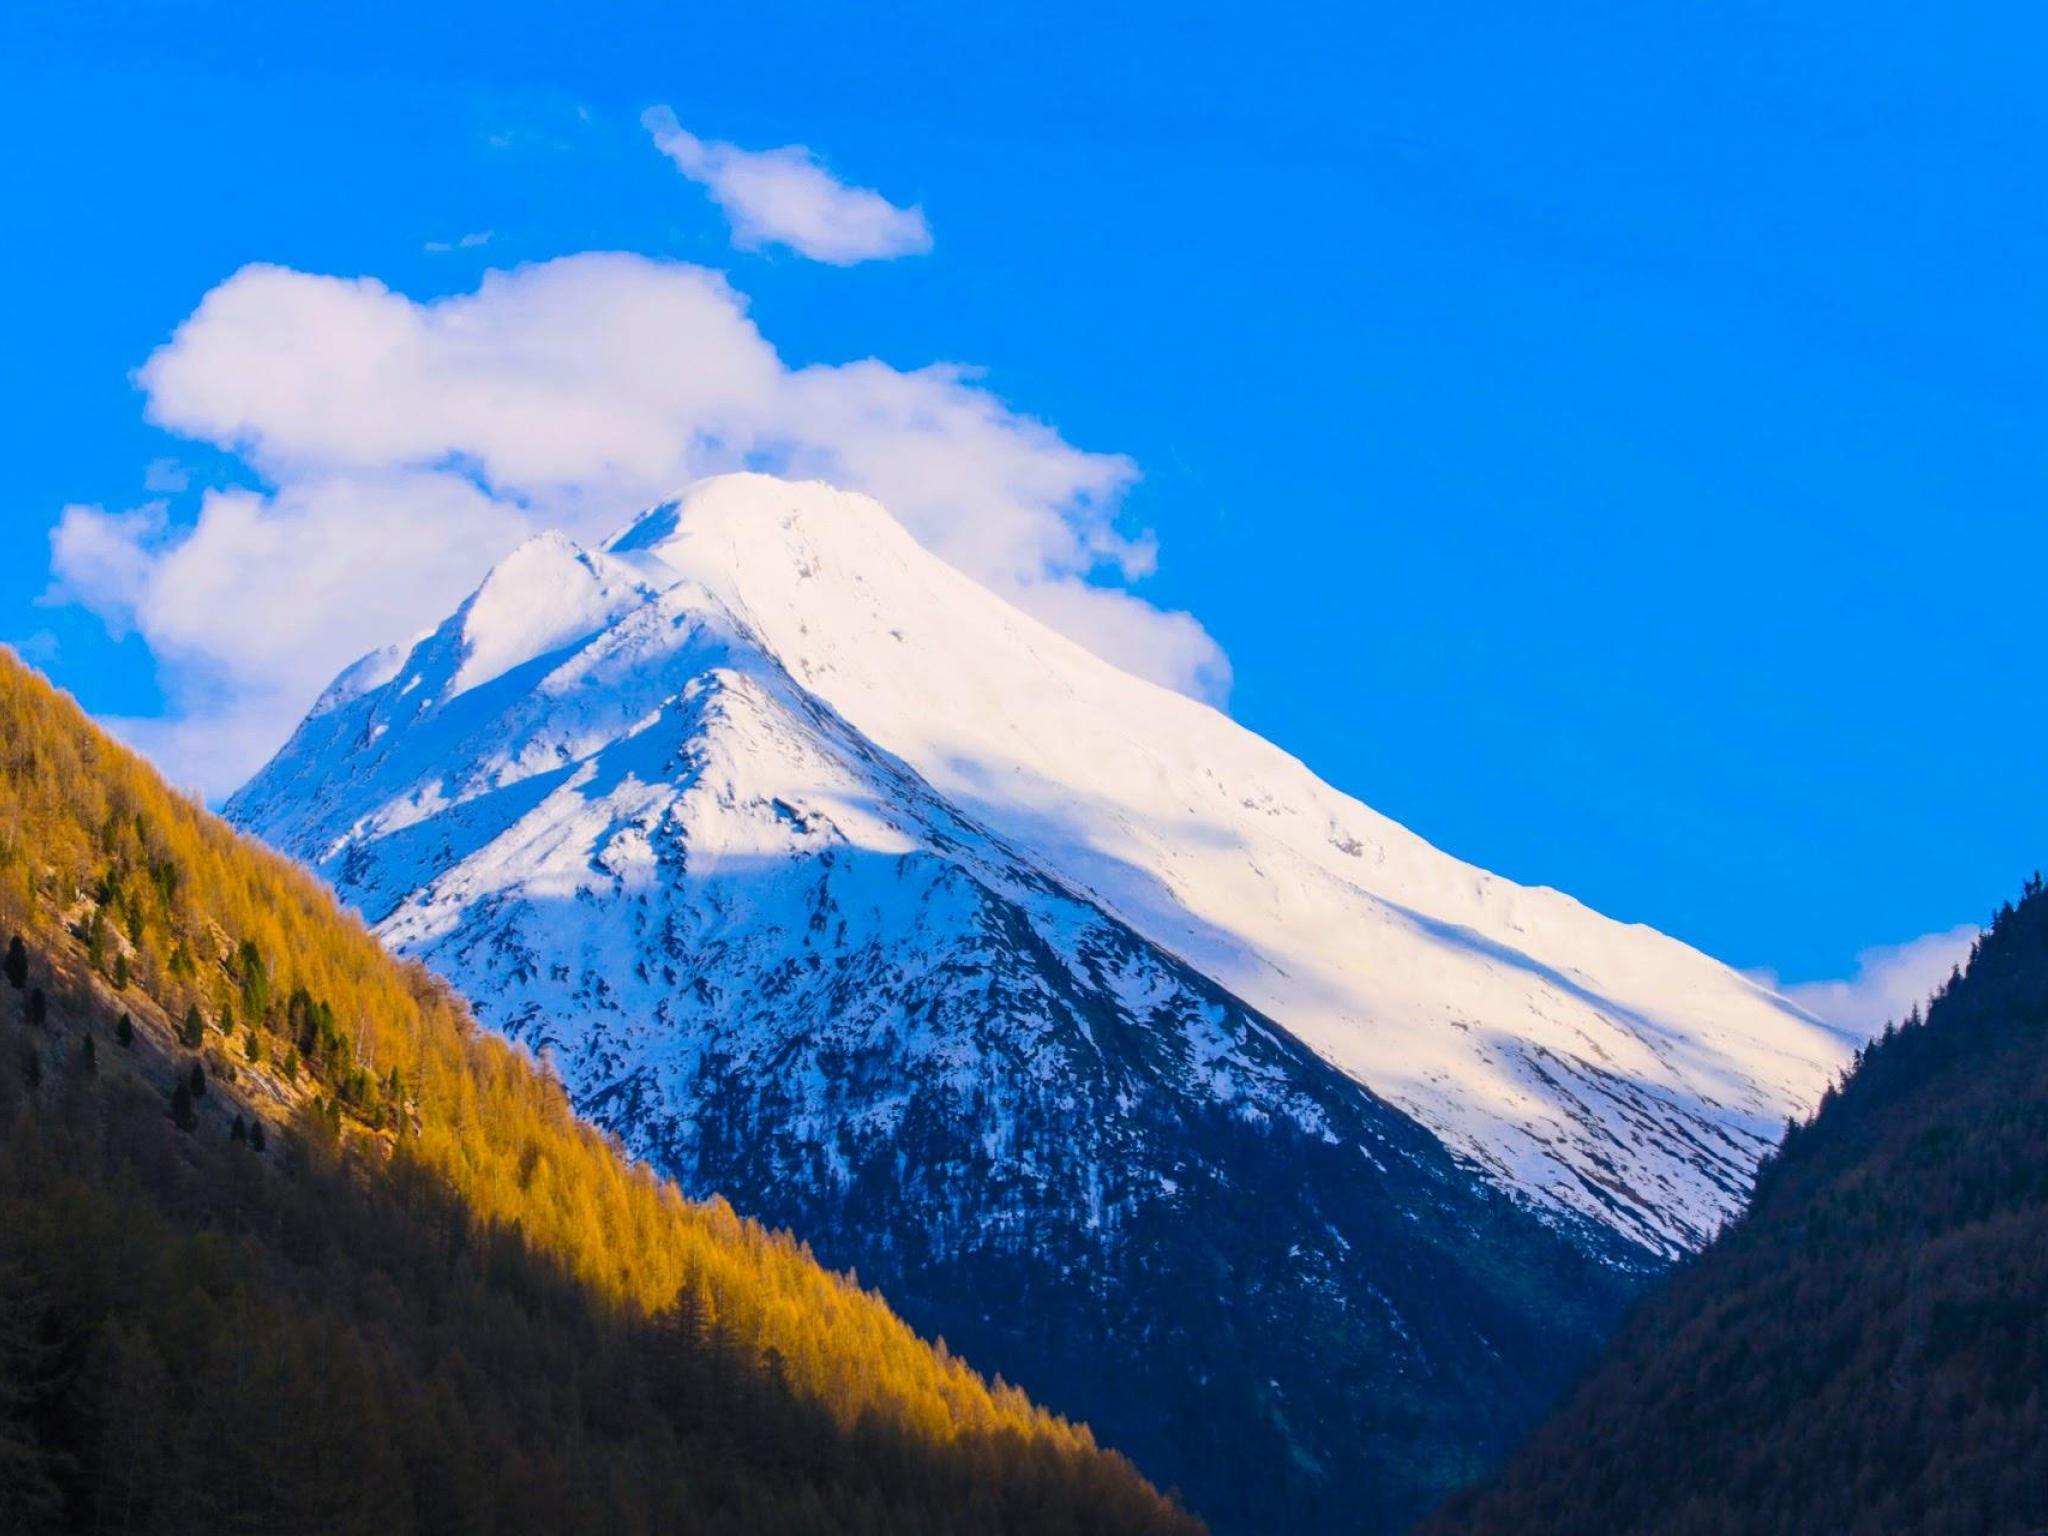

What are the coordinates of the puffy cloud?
(643, 106, 931, 264)
(55, 254, 1224, 792)
(1760, 923, 1981, 1038)
(51, 473, 538, 791)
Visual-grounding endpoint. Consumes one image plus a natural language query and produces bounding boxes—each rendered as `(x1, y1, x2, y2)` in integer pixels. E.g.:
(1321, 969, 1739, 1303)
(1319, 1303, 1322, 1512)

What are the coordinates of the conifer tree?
(249, 1118, 267, 1153)
(230, 1113, 247, 1144)
(170, 1080, 196, 1132)
(115, 1013, 134, 1049)
(113, 951, 128, 989)
(180, 1005, 203, 1049)
(187, 1061, 206, 1099)
(25, 987, 45, 1028)
(3, 935, 24, 989)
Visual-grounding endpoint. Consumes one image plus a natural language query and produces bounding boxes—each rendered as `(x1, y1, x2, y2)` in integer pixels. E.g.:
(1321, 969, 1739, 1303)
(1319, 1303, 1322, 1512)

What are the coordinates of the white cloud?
(54, 254, 1224, 794)
(1758, 923, 1981, 1038)
(643, 106, 931, 264)
(51, 473, 538, 790)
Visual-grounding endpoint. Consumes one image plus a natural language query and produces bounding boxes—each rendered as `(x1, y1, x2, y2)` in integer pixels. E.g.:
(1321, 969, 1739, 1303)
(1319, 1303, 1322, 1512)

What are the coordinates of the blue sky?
(3, 1, 2042, 1006)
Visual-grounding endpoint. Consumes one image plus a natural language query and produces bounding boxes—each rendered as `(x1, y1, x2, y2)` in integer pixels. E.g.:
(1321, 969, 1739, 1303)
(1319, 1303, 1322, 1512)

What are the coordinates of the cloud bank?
(51, 255, 1226, 794)
(1760, 923, 1981, 1038)
(644, 106, 931, 264)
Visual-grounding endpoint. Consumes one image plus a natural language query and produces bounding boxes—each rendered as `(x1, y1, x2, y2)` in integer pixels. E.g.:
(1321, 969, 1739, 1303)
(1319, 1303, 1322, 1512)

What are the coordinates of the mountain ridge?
(236, 472, 1853, 1255)
(228, 472, 1854, 1530)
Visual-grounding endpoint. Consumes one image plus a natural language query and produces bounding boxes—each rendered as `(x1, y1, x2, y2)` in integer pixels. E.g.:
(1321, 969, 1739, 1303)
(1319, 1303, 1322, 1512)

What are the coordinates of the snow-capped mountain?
(229, 473, 1854, 1532)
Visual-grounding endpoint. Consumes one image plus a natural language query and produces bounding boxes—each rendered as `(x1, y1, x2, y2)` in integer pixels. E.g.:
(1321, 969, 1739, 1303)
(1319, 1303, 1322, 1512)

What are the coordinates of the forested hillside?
(0, 651, 1198, 1535)
(1424, 880, 2048, 1536)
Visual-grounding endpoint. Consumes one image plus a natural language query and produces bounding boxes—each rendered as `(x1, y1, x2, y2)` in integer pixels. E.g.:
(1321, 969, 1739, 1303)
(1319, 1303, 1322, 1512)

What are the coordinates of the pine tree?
(243, 1025, 262, 1065)
(238, 938, 269, 1022)
(249, 1119, 267, 1153)
(230, 1114, 248, 1145)
(170, 1080, 196, 1132)
(113, 951, 128, 989)
(188, 1062, 206, 1099)
(180, 1005, 204, 1049)
(25, 988, 45, 1028)
(116, 1013, 134, 1049)
(3, 935, 24, 990)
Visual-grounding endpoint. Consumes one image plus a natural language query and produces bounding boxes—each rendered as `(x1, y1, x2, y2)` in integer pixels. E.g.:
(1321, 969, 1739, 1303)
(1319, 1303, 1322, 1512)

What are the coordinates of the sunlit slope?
(0, 650, 1197, 1536)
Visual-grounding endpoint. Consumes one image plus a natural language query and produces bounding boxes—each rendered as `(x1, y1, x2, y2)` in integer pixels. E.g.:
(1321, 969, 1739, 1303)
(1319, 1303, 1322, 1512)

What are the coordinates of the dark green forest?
(0, 652, 1197, 1535)
(1423, 878, 2048, 1536)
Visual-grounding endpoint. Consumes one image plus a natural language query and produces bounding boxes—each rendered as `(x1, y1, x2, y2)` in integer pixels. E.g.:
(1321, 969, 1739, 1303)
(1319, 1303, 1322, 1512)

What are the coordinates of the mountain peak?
(449, 529, 652, 700)
(240, 472, 1848, 1255)
(604, 472, 906, 573)
(230, 472, 1858, 1529)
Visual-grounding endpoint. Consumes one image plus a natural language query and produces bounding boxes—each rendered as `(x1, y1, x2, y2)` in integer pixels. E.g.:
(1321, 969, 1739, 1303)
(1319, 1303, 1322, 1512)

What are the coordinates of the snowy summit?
(228, 473, 1860, 1522)
(235, 473, 1849, 1252)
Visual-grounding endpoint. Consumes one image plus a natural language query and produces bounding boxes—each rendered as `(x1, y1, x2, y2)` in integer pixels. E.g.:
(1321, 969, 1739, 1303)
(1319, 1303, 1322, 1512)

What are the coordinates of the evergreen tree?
(249, 1118, 267, 1153)
(238, 938, 269, 1022)
(113, 951, 128, 989)
(243, 1025, 262, 1065)
(187, 1061, 206, 1099)
(179, 1005, 204, 1049)
(3, 935, 24, 989)
(115, 1013, 134, 1049)
(230, 1113, 248, 1145)
(169, 1080, 196, 1132)
(25, 987, 45, 1028)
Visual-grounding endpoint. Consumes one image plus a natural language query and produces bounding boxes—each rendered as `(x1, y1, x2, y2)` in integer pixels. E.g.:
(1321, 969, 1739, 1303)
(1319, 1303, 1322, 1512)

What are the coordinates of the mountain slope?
(229, 473, 1852, 1530)
(239, 475, 1850, 1256)
(0, 651, 1195, 1535)
(1423, 880, 2048, 1536)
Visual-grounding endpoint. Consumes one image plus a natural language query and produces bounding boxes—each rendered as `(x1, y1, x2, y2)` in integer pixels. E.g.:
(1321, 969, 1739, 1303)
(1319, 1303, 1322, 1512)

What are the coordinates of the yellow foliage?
(0, 651, 1181, 1511)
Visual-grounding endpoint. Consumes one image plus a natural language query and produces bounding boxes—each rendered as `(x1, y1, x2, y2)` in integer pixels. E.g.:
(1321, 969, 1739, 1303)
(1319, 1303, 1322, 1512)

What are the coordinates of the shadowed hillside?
(1423, 879, 2048, 1536)
(0, 651, 1198, 1535)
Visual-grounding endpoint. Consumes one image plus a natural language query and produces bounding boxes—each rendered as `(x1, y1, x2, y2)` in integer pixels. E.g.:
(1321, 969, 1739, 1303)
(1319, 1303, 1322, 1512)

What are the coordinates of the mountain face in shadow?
(229, 474, 1849, 1531)
(0, 651, 1196, 1536)
(1423, 880, 2048, 1536)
